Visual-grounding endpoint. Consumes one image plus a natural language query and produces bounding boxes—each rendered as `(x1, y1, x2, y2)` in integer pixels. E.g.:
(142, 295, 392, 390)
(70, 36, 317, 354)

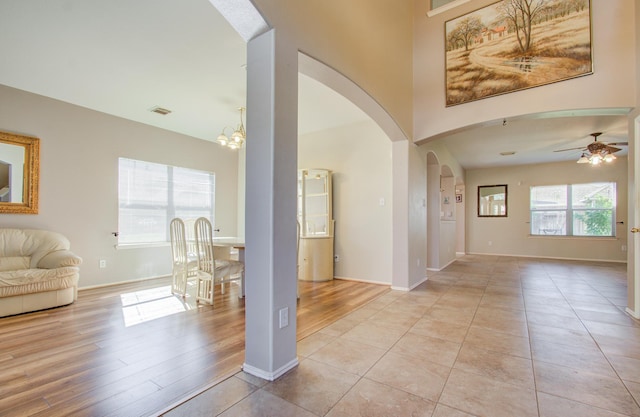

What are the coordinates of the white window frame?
(530, 182, 616, 238)
(118, 158, 215, 246)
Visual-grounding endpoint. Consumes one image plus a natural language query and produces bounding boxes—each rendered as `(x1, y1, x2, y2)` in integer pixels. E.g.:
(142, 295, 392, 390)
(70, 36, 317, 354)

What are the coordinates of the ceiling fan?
(554, 132, 628, 165)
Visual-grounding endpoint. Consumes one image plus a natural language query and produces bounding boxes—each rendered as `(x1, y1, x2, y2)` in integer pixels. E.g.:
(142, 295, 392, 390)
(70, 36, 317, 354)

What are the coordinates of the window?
(118, 158, 215, 245)
(530, 182, 616, 237)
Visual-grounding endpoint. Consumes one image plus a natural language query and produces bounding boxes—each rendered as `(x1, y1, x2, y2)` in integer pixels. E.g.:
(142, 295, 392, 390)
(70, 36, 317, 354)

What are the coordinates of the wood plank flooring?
(0, 277, 389, 417)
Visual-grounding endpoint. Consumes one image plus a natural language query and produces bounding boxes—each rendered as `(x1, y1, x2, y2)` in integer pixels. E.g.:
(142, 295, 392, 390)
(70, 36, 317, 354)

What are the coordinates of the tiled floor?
(163, 255, 640, 417)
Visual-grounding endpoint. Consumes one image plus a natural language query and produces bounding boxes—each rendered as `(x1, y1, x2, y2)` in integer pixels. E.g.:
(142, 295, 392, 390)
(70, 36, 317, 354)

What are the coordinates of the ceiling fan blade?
(605, 142, 628, 146)
(606, 146, 622, 153)
(553, 146, 586, 152)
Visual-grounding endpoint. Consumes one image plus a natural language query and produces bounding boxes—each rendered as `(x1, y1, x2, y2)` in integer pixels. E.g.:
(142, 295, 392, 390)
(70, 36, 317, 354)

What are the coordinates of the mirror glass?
(0, 131, 39, 214)
(478, 184, 507, 217)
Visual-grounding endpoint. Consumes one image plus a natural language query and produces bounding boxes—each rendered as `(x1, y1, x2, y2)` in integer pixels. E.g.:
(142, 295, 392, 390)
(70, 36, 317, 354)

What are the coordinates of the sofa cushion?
(0, 256, 30, 272)
(0, 229, 71, 268)
(0, 267, 79, 297)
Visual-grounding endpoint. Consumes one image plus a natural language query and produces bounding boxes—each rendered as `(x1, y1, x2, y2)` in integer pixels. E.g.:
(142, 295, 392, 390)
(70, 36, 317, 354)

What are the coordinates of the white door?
(629, 116, 640, 319)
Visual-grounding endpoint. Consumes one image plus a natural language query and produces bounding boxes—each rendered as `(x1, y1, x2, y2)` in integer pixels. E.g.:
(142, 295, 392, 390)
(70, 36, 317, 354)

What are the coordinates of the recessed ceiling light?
(149, 106, 172, 115)
(500, 151, 516, 156)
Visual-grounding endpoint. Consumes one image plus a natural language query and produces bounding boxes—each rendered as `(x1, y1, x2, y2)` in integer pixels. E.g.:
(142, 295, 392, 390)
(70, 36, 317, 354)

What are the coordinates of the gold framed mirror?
(0, 131, 40, 214)
(478, 184, 507, 217)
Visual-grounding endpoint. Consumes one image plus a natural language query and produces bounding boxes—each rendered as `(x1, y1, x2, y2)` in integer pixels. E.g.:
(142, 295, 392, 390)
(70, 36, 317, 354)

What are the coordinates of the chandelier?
(216, 107, 246, 150)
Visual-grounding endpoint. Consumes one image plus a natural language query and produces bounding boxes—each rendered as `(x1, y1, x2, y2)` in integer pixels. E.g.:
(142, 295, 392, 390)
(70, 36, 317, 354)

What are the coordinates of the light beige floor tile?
(471, 306, 528, 337)
(576, 308, 640, 327)
(390, 332, 461, 367)
(439, 368, 537, 417)
(325, 377, 435, 417)
(218, 389, 317, 417)
(163, 376, 257, 417)
(309, 337, 386, 376)
(345, 305, 384, 321)
(368, 309, 421, 331)
(526, 310, 585, 331)
(431, 404, 477, 417)
(531, 338, 616, 378)
(234, 371, 270, 388)
(625, 380, 640, 404)
(263, 358, 359, 416)
(318, 317, 361, 337)
(424, 304, 477, 326)
(297, 331, 335, 357)
(409, 317, 469, 344)
(608, 354, 640, 383)
(528, 323, 598, 349)
(464, 325, 531, 359)
(453, 344, 535, 389)
(534, 362, 640, 417)
(538, 392, 633, 417)
(341, 320, 406, 350)
(365, 351, 450, 401)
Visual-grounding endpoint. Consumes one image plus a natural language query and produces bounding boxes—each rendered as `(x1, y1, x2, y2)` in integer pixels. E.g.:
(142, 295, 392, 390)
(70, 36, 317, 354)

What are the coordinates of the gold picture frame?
(0, 131, 40, 214)
(445, 0, 592, 106)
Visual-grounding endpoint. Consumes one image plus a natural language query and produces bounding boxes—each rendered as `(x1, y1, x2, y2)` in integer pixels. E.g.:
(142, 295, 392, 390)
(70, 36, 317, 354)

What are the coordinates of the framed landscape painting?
(445, 0, 592, 106)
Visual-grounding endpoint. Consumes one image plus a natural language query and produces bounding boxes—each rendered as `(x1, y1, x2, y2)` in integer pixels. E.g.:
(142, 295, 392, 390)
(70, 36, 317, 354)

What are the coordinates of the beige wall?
(466, 159, 628, 262)
(0, 84, 240, 288)
(299, 120, 392, 284)
(254, 0, 414, 139)
(413, 0, 636, 141)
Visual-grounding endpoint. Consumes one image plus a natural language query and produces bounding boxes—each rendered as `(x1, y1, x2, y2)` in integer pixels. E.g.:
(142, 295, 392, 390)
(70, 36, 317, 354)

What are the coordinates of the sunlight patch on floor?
(120, 285, 193, 327)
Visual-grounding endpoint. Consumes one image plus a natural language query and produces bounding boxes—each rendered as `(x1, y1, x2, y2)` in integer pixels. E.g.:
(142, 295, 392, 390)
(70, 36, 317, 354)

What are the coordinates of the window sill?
(528, 235, 618, 241)
(115, 242, 170, 250)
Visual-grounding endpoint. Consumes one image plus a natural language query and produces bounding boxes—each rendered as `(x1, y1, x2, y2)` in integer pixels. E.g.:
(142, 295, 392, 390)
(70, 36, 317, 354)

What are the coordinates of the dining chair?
(169, 217, 198, 297)
(194, 217, 244, 305)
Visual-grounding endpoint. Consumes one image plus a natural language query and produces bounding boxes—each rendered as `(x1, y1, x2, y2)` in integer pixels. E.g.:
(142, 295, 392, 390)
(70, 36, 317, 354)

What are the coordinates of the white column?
(243, 29, 299, 379)
(392, 140, 410, 290)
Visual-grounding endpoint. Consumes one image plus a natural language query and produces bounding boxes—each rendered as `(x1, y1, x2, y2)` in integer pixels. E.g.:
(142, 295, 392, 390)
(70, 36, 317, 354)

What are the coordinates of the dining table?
(212, 237, 245, 298)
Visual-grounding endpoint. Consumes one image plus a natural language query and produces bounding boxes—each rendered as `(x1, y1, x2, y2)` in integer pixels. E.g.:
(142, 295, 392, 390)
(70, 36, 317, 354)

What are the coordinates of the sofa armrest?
(37, 250, 83, 269)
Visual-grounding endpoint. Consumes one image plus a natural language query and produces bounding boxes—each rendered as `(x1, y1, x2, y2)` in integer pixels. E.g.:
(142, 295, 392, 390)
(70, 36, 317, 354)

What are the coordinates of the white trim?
(332, 276, 390, 286)
(426, 0, 471, 17)
(391, 275, 429, 292)
(242, 358, 299, 381)
(466, 251, 627, 264)
(456, 251, 466, 257)
(626, 307, 640, 320)
(78, 274, 171, 291)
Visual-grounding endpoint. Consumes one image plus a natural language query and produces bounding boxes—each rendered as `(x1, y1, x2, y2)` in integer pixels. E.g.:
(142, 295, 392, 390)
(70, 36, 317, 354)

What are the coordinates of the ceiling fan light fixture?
(604, 153, 616, 163)
(577, 153, 590, 164)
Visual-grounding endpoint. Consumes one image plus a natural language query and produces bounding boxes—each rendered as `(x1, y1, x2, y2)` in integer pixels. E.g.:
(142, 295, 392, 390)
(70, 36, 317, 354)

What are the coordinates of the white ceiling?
(0, 0, 629, 169)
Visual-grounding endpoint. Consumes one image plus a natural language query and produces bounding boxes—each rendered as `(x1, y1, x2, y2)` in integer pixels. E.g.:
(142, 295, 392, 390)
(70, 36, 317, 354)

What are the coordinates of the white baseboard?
(79, 274, 171, 291)
(242, 357, 299, 381)
(391, 275, 429, 292)
(626, 307, 640, 320)
(333, 276, 390, 286)
(465, 251, 627, 264)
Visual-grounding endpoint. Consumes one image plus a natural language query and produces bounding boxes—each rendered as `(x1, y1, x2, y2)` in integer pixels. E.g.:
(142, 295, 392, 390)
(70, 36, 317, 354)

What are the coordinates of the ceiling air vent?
(149, 106, 172, 115)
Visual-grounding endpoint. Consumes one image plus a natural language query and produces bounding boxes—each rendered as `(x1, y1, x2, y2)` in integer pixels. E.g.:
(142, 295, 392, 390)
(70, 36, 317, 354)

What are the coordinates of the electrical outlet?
(334, 254, 340, 262)
(279, 307, 289, 328)
(99, 259, 107, 268)
(622, 245, 627, 252)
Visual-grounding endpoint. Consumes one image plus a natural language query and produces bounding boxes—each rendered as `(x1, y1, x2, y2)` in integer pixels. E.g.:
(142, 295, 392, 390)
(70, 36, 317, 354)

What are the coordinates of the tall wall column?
(244, 28, 299, 379)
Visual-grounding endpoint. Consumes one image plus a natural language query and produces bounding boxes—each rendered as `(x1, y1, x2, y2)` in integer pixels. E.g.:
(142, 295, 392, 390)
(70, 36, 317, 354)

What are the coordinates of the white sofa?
(0, 229, 82, 317)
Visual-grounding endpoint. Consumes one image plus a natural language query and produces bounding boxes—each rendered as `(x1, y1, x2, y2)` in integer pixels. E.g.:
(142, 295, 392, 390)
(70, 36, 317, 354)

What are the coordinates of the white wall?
(298, 120, 392, 284)
(0, 84, 239, 288)
(466, 159, 628, 262)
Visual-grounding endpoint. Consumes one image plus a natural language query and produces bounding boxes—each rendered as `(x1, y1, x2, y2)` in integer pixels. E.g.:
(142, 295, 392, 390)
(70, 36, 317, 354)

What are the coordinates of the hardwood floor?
(0, 277, 389, 417)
